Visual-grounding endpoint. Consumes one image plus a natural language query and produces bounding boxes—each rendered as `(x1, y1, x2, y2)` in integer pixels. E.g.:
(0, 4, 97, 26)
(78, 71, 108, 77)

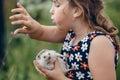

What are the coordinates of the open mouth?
(51, 16, 55, 23)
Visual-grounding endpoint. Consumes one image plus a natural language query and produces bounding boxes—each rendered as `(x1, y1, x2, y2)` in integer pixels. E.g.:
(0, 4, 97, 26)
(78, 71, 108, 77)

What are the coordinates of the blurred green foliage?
(0, 0, 120, 80)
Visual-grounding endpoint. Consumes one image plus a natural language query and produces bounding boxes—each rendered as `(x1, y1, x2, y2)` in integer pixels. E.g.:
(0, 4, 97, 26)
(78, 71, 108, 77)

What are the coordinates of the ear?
(73, 7, 83, 19)
(39, 49, 48, 54)
(38, 49, 48, 56)
(56, 53, 64, 58)
(36, 49, 48, 60)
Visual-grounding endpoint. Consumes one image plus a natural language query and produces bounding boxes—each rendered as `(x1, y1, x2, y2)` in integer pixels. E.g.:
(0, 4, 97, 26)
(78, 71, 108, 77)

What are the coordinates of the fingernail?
(11, 22, 14, 24)
(14, 31, 18, 35)
(11, 22, 15, 25)
(11, 9, 14, 12)
(9, 16, 13, 19)
(17, 2, 19, 5)
(17, 2, 20, 5)
(9, 16, 11, 19)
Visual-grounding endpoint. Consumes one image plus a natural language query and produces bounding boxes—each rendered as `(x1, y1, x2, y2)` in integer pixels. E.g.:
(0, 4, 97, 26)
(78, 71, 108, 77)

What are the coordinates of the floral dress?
(61, 30, 119, 80)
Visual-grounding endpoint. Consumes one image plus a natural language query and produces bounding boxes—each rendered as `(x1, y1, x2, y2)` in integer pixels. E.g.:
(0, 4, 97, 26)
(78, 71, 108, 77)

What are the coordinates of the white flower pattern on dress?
(65, 32, 71, 41)
(81, 36, 89, 43)
(62, 42, 71, 51)
(75, 52, 82, 62)
(71, 62, 79, 70)
(87, 72, 93, 79)
(76, 71, 85, 79)
(69, 54, 74, 62)
(81, 43, 88, 52)
(62, 52, 68, 61)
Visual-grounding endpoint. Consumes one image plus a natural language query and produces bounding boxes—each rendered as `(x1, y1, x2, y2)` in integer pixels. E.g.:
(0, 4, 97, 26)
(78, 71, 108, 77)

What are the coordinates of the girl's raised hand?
(9, 2, 41, 35)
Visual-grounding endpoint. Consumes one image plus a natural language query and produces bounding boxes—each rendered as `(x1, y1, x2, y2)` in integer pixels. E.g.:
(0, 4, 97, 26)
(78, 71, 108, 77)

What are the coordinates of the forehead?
(52, 0, 61, 2)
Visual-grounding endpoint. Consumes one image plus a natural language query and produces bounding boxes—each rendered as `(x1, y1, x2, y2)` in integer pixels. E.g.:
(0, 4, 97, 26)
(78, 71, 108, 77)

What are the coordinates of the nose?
(49, 5, 54, 15)
(48, 56, 51, 60)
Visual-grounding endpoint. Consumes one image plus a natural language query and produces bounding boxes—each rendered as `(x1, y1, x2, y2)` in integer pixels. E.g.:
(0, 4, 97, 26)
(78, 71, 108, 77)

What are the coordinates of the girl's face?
(50, 0, 75, 30)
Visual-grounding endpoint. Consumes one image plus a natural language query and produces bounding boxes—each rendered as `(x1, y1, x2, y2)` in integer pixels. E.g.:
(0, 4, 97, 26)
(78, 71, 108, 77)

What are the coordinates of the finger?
(34, 60, 47, 73)
(11, 20, 28, 26)
(9, 14, 27, 20)
(33, 60, 46, 76)
(17, 2, 28, 15)
(33, 60, 42, 72)
(33, 60, 47, 76)
(54, 59, 60, 68)
(11, 8, 26, 14)
(14, 27, 29, 35)
(35, 60, 51, 75)
(54, 59, 63, 72)
(17, 2, 24, 8)
(14, 28, 26, 35)
(11, 21, 32, 31)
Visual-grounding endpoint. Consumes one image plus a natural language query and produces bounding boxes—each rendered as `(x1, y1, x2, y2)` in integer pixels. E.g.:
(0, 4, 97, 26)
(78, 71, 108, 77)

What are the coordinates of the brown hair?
(68, 0, 120, 53)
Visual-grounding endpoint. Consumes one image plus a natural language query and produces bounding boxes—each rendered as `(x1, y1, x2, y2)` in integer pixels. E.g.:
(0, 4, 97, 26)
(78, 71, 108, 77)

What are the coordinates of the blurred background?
(0, 0, 120, 80)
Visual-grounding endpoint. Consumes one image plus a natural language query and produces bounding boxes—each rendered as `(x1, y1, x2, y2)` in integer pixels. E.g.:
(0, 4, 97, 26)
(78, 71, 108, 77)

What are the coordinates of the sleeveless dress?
(61, 30, 119, 80)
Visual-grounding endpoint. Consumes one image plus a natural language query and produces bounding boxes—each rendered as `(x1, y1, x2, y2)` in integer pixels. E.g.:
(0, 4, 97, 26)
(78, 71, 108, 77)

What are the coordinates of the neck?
(73, 21, 93, 37)
(71, 20, 93, 45)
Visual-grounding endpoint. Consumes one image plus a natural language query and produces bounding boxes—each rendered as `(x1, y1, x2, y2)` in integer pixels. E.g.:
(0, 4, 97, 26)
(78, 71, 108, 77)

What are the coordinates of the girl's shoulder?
(88, 31, 116, 47)
(88, 30, 116, 50)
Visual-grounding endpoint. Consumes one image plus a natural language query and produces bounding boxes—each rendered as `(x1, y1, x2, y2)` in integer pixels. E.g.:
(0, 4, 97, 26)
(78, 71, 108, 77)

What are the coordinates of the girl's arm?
(88, 36, 116, 80)
(9, 2, 68, 43)
(28, 25, 68, 43)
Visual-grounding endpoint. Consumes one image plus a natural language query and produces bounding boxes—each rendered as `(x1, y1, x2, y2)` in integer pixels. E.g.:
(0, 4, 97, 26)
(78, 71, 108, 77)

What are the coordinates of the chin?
(52, 21, 55, 24)
(51, 19, 56, 24)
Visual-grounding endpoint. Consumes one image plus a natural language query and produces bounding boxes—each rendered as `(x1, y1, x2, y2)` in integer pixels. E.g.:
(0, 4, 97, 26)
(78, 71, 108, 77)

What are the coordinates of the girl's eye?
(55, 4, 60, 7)
(54, 3, 60, 7)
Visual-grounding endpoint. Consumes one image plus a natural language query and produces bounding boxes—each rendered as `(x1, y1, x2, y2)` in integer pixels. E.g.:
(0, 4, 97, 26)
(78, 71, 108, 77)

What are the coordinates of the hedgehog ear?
(36, 49, 48, 60)
(56, 53, 64, 58)
(39, 49, 48, 54)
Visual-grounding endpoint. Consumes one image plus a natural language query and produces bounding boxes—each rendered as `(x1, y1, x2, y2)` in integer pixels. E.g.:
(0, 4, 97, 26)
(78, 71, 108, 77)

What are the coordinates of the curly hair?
(68, 0, 120, 53)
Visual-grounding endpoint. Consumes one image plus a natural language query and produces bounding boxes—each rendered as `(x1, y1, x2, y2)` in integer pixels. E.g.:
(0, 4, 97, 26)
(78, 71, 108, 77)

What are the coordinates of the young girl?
(9, 0, 119, 80)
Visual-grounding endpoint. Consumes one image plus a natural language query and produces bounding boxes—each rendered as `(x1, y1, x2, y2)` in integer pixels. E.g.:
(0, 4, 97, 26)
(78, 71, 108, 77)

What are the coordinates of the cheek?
(53, 8, 65, 21)
(54, 12, 70, 26)
(53, 7, 74, 28)
(56, 16, 73, 29)
(54, 12, 65, 22)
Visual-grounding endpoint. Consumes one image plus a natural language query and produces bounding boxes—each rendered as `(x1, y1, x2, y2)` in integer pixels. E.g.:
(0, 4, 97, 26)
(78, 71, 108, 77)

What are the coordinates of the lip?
(51, 17, 55, 23)
(51, 16, 54, 20)
(51, 15, 55, 19)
